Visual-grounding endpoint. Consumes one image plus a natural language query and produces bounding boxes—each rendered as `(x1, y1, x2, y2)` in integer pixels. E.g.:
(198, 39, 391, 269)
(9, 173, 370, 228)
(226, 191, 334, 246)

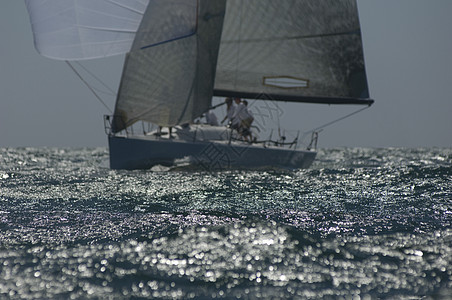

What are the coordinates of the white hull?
(108, 126, 316, 170)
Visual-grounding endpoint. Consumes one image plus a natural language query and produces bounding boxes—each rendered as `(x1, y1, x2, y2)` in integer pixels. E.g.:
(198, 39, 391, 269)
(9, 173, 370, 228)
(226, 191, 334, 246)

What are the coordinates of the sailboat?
(25, 0, 373, 170)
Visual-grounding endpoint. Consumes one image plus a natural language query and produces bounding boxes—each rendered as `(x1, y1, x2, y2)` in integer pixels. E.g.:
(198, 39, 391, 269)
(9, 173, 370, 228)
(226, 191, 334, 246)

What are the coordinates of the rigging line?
(304, 106, 371, 135)
(65, 61, 113, 113)
(233, 1, 244, 89)
(73, 61, 116, 95)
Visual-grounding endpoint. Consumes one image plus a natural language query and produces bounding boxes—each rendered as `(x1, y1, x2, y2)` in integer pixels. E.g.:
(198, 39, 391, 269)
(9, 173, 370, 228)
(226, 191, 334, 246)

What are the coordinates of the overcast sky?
(1, 1, 451, 148)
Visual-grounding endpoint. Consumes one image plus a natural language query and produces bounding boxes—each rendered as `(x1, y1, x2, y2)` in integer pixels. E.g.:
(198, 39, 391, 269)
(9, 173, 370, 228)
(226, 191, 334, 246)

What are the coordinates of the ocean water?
(0, 147, 451, 299)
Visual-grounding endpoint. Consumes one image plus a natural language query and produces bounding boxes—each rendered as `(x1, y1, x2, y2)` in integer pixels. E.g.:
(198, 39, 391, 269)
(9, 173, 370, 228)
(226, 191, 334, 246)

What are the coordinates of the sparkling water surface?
(1, 147, 451, 299)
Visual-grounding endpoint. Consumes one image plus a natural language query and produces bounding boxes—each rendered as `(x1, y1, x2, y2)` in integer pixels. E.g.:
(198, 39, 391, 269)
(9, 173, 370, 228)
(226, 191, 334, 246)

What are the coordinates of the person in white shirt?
(239, 100, 254, 141)
(221, 97, 236, 126)
(205, 110, 219, 126)
(230, 98, 254, 141)
(231, 97, 244, 130)
(239, 100, 253, 128)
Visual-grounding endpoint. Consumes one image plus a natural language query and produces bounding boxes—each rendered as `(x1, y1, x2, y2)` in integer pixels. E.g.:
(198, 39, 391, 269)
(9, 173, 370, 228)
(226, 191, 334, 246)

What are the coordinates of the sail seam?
(76, 25, 141, 34)
(221, 29, 362, 44)
(105, 0, 148, 16)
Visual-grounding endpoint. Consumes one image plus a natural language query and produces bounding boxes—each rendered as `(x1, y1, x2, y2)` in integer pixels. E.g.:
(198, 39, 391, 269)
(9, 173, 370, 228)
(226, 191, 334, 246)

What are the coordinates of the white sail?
(24, 0, 149, 60)
(111, 0, 226, 131)
(215, 0, 370, 104)
(111, 0, 371, 130)
(25, 0, 371, 131)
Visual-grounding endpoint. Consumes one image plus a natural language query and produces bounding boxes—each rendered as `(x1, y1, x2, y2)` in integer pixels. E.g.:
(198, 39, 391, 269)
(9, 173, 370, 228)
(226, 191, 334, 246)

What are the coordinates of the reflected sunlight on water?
(0, 147, 451, 298)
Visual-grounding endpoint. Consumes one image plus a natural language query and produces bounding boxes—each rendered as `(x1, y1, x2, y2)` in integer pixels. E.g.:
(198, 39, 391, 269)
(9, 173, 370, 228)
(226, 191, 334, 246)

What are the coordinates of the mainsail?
(214, 0, 372, 105)
(25, 0, 372, 131)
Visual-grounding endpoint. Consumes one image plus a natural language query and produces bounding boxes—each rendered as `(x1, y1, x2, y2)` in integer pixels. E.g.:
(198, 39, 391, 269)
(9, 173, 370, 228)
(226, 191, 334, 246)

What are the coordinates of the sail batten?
(139, 31, 198, 50)
(220, 30, 362, 44)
